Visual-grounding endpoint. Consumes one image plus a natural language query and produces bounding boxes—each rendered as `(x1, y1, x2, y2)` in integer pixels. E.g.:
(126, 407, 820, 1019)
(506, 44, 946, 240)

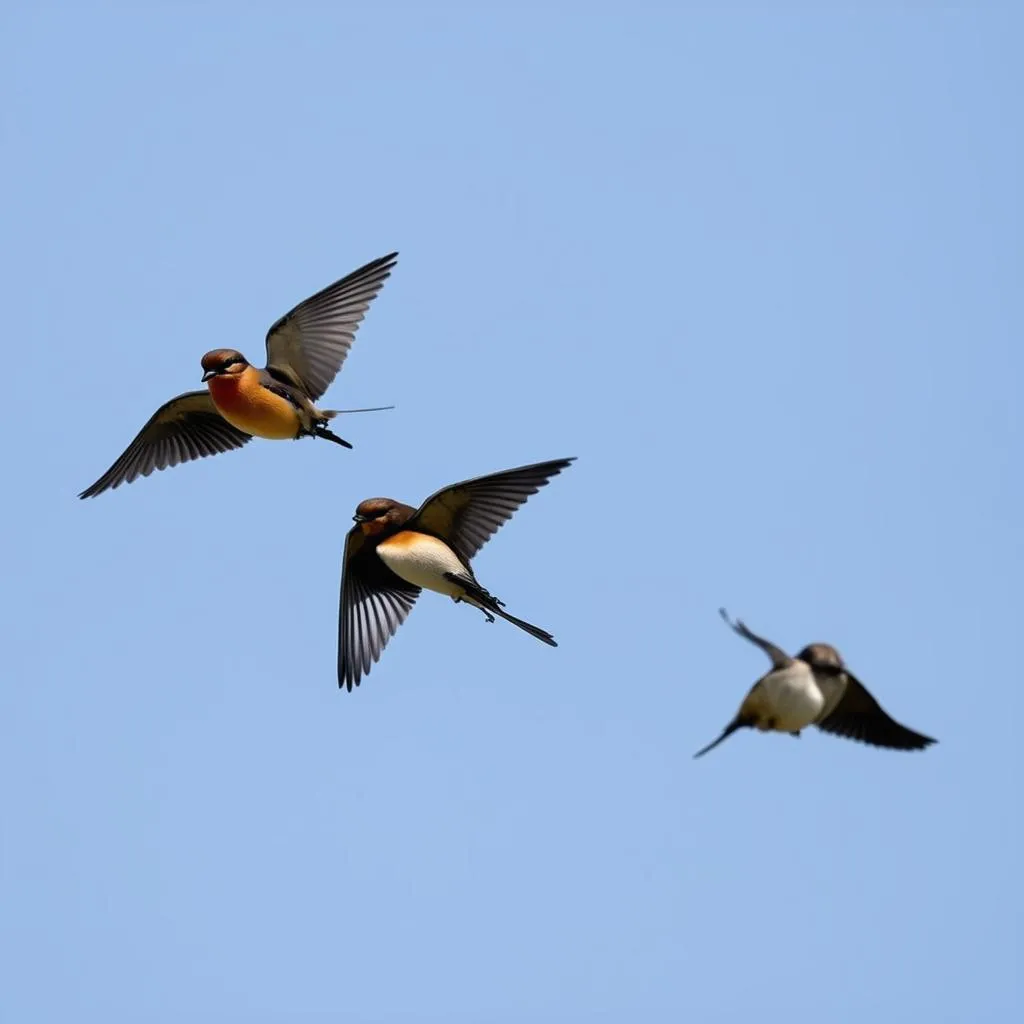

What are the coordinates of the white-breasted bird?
(694, 610, 937, 758)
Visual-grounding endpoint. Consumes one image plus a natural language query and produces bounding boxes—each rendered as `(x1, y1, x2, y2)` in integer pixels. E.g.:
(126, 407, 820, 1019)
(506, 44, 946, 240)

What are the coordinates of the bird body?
(376, 530, 473, 598)
(200, 356, 348, 442)
(738, 661, 824, 734)
(204, 365, 305, 439)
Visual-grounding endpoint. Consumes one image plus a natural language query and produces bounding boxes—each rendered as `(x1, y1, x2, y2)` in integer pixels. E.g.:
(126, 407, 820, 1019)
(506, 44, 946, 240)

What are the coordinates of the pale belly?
(377, 532, 471, 598)
(754, 663, 825, 732)
(207, 379, 299, 439)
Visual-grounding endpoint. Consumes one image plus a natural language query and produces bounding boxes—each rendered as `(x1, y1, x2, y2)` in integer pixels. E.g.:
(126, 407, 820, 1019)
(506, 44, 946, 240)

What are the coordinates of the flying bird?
(337, 457, 575, 690)
(79, 252, 398, 498)
(693, 609, 937, 757)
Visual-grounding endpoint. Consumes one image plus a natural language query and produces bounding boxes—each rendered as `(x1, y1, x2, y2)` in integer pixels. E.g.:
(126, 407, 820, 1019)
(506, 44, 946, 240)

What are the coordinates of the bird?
(693, 609, 937, 757)
(337, 457, 575, 690)
(79, 252, 398, 498)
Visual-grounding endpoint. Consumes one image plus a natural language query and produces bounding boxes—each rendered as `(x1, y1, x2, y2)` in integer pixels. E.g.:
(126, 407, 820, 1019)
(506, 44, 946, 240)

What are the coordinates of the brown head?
(352, 498, 416, 537)
(201, 349, 250, 382)
(797, 643, 845, 671)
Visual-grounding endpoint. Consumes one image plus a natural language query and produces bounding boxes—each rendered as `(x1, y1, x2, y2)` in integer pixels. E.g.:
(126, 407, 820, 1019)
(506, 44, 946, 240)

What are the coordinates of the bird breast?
(747, 662, 825, 733)
(206, 372, 299, 439)
(376, 532, 469, 596)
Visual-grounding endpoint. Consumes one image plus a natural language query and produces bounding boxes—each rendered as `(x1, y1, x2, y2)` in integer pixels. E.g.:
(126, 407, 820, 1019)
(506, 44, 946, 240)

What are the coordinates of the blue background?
(2, 6, 1020, 1020)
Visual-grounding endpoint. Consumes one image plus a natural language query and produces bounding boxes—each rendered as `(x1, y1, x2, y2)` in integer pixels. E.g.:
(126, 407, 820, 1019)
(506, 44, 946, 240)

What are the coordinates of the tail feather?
(314, 426, 353, 449)
(445, 571, 557, 647)
(491, 606, 558, 647)
(321, 405, 395, 418)
(314, 407, 393, 447)
(693, 716, 748, 759)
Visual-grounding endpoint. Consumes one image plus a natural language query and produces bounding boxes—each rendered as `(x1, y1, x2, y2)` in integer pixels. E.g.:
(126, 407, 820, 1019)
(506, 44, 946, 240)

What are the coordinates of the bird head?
(352, 498, 411, 536)
(201, 349, 249, 382)
(797, 643, 845, 671)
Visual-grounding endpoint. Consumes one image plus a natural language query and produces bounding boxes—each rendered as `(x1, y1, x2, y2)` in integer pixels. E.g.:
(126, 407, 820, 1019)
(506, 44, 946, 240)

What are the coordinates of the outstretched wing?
(337, 526, 421, 691)
(408, 457, 576, 565)
(79, 390, 251, 498)
(265, 252, 398, 401)
(816, 673, 937, 751)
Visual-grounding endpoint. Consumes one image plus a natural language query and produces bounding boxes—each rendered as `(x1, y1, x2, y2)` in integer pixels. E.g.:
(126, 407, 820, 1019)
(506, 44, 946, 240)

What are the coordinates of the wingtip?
(338, 670, 360, 692)
(371, 251, 399, 272)
(543, 456, 577, 476)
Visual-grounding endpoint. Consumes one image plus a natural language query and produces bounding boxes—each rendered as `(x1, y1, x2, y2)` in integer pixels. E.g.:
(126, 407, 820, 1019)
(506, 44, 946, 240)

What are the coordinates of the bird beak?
(201, 370, 218, 382)
(352, 513, 368, 523)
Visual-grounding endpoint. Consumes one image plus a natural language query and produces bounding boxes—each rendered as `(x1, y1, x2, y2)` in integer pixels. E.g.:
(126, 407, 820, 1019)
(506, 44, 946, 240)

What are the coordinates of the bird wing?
(408, 457, 576, 565)
(815, 672, 937, 750)
(79, 390, 252, 498)
(337, 525, 421, 691)
(264, 252, 398, 401)
(718, 609, 793, 670)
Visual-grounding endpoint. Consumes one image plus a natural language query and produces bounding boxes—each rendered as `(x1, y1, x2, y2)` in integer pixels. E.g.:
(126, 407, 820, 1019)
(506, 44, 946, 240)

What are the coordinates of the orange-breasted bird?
(337, 457, 576, 690)
(79, 252, 398, 498)
(693, 609, 937, 757)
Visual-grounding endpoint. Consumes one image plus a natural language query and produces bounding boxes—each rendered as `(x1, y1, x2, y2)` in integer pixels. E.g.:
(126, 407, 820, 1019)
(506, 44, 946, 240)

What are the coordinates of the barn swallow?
(693, 609, 937, 757)
(79, 252, 398, 498)
(337, 457, 575, 690)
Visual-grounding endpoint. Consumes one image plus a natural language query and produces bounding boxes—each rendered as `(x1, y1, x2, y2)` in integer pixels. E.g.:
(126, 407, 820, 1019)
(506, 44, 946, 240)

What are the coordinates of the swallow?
(79, 252, 398, 498)
(693, 609, 937, 757)
(337, 457, 575, 690)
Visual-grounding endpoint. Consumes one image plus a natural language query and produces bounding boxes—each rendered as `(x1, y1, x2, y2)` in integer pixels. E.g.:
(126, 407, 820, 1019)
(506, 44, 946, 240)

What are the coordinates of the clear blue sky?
(2, 5, 1020, 1021)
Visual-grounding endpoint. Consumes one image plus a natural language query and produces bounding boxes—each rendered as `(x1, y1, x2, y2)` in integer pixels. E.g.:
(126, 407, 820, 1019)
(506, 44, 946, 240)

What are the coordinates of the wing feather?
(337, 526, 421, 691)
(816, 673, 937, 750)
(265, 252, 398, 401)
(409, 457, 575, 565)
(79, 390, 252, 498)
